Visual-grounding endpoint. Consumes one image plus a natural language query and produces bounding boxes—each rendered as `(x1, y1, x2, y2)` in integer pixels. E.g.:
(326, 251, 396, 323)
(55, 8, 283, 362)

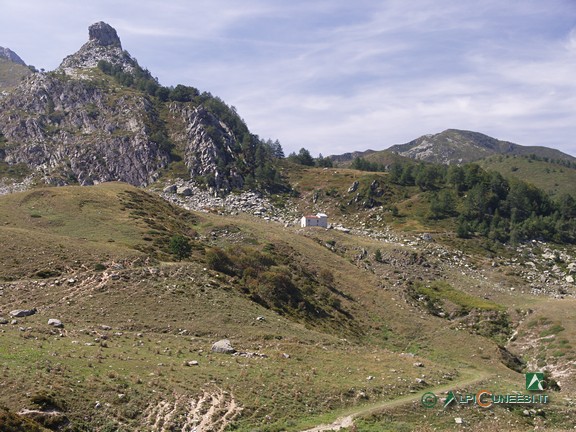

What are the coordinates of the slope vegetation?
(0, 182, 574, 431)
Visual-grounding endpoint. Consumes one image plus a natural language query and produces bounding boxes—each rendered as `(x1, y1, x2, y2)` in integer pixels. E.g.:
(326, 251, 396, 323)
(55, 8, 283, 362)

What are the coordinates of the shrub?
(169, 235, 192, 260)
(205, 247, 235, 275)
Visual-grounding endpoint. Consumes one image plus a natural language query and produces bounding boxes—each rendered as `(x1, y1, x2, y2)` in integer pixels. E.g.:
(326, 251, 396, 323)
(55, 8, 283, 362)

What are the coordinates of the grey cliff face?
(169, 104, 244, 192)
(0, 47, 26, 66)
(0, 73, 170, 186)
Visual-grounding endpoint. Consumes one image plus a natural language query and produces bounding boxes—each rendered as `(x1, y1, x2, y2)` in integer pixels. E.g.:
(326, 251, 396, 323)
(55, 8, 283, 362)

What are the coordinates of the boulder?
(163, 184, 177, 194)
(177, 186, 192, 196)
(10, 308, 37, 318)
(211, 339, 236, 354)
(0, 317, 8, 324)
(48, 319, 64, 328)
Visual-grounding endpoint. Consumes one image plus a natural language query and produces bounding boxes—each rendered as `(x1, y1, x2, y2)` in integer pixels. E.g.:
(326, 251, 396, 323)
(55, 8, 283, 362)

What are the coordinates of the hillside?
(386, 129, 576, 165)
(0, 181, 575, 431)
(478, 153, 576, 198)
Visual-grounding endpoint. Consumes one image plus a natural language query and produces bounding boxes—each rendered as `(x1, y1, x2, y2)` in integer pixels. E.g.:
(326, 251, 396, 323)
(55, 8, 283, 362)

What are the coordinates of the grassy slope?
(0, 182, 574, 431)
(0, 58, 31, 90)
(478, 154, 576, 198)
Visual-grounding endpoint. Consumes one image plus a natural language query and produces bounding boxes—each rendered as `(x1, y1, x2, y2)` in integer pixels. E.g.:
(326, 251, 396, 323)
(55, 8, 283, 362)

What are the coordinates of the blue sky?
(2, 0, 576, 156)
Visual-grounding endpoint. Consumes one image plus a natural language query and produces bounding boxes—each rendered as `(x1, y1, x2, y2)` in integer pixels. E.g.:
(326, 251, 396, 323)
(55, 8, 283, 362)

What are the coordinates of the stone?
(48, 319, 64, 328)
(88, 22, 122, 47)
(348, 181, 359, 193)
(163, 185, 177, 194)
(10, 308, 37, 318)
(0, 317, 8, 325)
(413, 362, 424, 368)
(454, 417, 463, 424)
(177, 186, 193, 196)
(211, 339, 236, 354)
(185, 360, 199, 366)
(566, 275, 574, 283)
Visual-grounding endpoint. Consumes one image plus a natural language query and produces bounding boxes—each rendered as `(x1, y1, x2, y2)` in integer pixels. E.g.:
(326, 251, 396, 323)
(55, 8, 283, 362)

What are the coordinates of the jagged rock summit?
(0, 47, 26, 66)
(88, 21, 122, 47)
(59, 21, 136, 73)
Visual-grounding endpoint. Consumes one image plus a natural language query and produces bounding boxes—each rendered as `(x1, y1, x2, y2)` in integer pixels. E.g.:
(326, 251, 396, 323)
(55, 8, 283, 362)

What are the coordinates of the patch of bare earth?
(143, 388, 241, 432)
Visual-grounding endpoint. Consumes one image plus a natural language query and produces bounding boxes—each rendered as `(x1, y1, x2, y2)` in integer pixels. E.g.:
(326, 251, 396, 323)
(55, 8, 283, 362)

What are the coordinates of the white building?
(301, 213, 328, 228)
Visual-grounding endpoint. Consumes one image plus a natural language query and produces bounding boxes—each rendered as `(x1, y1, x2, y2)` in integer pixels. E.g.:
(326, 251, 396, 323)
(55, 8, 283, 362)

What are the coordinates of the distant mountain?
(386, 129, 576, 165)
(0, 22, 282, 192)
(0, 47, 30, 90)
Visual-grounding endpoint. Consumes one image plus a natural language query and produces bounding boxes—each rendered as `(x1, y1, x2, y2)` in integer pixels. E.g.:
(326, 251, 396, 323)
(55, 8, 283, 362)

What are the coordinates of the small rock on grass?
(48, 319, 64, 328)
(211, 339, 236, 354)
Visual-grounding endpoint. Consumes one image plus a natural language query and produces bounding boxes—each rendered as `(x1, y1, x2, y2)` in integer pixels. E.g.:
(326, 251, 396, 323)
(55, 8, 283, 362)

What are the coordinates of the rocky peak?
(0, 47, 26, 66)
(88, 21, 122, 48)
(58, 22, 135, 73)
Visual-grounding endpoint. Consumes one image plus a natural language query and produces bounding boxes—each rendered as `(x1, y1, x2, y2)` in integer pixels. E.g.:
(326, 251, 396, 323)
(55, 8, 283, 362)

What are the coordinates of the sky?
(1, 0, 576, 157)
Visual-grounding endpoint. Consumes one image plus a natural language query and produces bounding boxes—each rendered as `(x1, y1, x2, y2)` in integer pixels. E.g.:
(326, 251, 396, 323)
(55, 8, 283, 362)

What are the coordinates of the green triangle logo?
(443, 391, 456, 409)
(526, 372, 544, 391)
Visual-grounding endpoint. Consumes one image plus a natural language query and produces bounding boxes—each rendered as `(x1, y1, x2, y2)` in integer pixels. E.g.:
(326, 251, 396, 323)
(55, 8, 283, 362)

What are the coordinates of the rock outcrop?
(88, 21, 122, 47)
(0, 22, 275, 192)
(58, 21, 136, 74)
(169, 104, 244, 191)
(0, 72, 169, 186)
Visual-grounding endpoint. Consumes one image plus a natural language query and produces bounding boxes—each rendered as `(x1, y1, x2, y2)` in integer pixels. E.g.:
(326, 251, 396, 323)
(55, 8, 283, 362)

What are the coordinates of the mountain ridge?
(385, 128, 576, 165)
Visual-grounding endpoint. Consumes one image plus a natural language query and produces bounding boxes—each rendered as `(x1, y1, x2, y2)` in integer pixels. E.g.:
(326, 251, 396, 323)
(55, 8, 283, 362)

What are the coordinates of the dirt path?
(299, 370, 492, 432)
